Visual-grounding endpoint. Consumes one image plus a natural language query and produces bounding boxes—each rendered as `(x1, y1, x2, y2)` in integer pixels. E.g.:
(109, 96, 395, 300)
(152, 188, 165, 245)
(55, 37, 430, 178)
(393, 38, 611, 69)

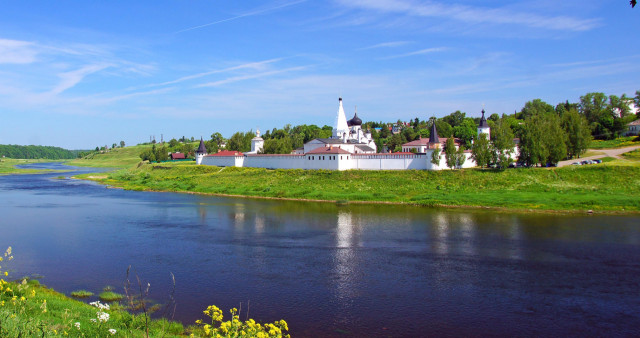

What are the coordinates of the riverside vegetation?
(76, 156, 640, 213)
(0, 247, 290, 337)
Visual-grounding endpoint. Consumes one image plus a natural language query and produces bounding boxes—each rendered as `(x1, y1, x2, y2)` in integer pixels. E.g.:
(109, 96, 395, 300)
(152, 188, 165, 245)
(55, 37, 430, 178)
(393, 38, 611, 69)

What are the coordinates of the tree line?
(0, 144, 81, 159)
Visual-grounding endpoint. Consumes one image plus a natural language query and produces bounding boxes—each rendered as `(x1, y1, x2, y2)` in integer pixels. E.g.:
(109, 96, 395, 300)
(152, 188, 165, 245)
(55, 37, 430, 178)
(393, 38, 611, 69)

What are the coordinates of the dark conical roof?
(349, 112, 362, 126)
(429, 121, 439, 143)
(196, 137, 207, 153)
(479, 109, 489, 128)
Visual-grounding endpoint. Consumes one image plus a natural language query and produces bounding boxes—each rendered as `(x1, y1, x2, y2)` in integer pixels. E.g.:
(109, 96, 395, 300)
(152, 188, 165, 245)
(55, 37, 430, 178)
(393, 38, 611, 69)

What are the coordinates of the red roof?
(206, 150, 243, 157)
(170, 152, 186, 159)
(305, 147, 352, 155)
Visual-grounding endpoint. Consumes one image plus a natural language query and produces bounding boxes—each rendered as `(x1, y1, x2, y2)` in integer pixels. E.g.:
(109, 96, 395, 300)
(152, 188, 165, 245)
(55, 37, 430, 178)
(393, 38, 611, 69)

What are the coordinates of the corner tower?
(196, 137, 207, 165)
(477, 109, 490, 140)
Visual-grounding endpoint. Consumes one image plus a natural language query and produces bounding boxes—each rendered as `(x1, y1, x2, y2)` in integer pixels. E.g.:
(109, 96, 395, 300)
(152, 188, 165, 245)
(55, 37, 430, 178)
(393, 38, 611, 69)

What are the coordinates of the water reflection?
(2, 165, 640, 337)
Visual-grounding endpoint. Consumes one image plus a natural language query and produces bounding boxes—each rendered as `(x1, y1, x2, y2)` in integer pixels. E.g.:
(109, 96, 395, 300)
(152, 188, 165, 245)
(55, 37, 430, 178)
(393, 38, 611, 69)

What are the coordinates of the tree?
(227, 131, 253, 152)
(453, 119, 476, 148)
(519, 99, 555, 120)
(120, 140, 125, 148)
(443, 138, 457, 169)
(635, 90, 640, 118)
(455, 145, 466, 169)
(491, 119, 515, 169)
(435, 120, 454, 138)
(471, 133, 491, 168)
(442, 110, 466, 127)
(562, 108, 592, 159)
(430, 147, 441, 167)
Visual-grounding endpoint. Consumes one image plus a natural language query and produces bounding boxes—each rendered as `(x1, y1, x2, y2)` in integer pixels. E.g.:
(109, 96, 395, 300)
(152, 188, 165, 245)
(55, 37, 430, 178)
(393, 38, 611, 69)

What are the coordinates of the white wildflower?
(90, 318, 97, 323)
(90, 301, 110, 310)
(108, 328, 117, 335)
(97, 311, 110, 323)
(74, 322, 81, 330)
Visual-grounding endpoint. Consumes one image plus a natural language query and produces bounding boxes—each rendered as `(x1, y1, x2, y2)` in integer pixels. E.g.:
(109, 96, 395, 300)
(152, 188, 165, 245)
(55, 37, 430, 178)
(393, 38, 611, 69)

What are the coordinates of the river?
(1, 163, 639, 336)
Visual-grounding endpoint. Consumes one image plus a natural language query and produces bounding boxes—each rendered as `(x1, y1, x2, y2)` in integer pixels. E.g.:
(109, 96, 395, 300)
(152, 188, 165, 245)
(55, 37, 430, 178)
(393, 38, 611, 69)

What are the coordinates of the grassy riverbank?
(77, 159, 640, 213)
(0, 159, 64, 175)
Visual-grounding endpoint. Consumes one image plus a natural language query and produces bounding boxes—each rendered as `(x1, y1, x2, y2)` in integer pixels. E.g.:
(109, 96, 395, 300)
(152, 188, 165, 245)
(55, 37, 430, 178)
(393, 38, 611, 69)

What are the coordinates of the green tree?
(471, 133, 491, 168)
(453, 119, 476, 148)
(442, 110, 466, 127)
(562, 108, 592, 159)
(519, 99, 555, 120)
(491, 119, 515, 169)
(634, 90, 640, 118)
(443, 138, 457, 169)
(455, 145, 466, 169)
(120, 140, 125, 148)
(435, 120, 453, 138)
(430, 147, 441, 167)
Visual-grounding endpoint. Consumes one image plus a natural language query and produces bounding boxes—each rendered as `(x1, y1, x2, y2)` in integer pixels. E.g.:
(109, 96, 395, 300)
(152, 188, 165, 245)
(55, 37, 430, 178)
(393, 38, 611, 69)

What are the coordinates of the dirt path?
(556, 145, 640, 167)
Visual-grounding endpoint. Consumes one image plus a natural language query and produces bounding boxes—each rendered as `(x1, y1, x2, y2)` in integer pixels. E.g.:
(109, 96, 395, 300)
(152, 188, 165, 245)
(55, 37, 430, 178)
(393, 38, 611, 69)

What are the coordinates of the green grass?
(98, 291, 124, 302)
(0, 158, 65, 176)
(589, 136, 640, 149)
(70, 290, 94, 298)
(76, 160, 640, 213)
(622, 149, 640, 161)
(66, 145, 153, 168)
(0, 280, 185, 337)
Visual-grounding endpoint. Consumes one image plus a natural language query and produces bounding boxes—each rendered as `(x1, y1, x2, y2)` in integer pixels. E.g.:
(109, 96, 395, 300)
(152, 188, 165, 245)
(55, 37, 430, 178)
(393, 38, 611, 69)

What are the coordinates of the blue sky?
(0, 1, 638, 149)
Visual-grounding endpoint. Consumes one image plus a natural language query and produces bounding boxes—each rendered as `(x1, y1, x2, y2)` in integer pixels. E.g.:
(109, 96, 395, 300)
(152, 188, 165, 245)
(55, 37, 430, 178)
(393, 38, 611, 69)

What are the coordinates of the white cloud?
(175, 0, 307, 34)
(357, 41, 412, 50)
(379, 47, 447, 60)
(336, 0, 599, 32)
(50, 64, 111, 95)
(197, 65, 309, 87)
(0, 39, 39, 64)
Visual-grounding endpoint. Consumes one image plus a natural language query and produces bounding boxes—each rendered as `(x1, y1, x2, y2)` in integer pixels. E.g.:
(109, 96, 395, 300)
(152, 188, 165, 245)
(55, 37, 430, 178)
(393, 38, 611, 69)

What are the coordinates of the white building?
(200, 98, 479, 171)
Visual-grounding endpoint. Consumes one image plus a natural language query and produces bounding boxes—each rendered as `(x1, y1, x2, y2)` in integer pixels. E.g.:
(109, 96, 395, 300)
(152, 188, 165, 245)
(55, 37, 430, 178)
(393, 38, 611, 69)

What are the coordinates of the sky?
(0, 0, 638, 149)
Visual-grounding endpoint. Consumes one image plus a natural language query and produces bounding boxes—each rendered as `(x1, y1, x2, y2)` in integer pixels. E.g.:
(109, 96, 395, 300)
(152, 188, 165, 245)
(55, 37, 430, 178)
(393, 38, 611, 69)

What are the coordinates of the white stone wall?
(244, 155, 305, 169)
(200, 150, 479, 171)
(201, 155, 244, 167)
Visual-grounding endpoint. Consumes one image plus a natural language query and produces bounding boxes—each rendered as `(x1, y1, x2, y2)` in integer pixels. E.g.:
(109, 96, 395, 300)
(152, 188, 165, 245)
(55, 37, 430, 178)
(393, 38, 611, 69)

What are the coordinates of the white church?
(196, 98, 485, 171)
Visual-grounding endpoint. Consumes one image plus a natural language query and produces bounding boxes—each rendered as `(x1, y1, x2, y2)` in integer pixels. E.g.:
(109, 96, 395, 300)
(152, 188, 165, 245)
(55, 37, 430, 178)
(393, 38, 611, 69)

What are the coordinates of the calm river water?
(1, 163, 640, 336)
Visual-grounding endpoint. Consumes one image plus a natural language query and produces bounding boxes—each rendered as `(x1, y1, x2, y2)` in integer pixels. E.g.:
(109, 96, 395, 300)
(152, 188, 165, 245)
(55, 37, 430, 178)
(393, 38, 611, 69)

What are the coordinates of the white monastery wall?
(201, 155, 244, 167)
(244, 155, 305, 169)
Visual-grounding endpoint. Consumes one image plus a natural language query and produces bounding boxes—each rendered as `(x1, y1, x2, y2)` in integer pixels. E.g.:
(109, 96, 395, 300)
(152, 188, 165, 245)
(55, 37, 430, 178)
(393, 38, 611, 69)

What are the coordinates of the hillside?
(66, 145, 152, 168)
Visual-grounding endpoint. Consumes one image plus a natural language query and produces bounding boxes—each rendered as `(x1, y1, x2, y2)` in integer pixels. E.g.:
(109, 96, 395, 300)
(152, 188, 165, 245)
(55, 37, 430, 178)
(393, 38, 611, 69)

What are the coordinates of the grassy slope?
(78, 159, 640, 213)
(589, 136, 640, 149)
(66, 145, 152, 168)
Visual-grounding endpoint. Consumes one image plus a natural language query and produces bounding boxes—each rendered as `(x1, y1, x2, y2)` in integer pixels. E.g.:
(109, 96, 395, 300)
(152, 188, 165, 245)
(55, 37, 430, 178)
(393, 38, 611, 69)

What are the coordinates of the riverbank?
(75, 159, 640, 213)
(0, 158, 66, 175)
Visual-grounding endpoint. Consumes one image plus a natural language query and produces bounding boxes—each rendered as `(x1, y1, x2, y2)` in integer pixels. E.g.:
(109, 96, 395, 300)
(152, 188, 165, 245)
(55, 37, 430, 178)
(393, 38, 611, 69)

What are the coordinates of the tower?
(195, 137, 207, 165)
(332, 97, 349, 141)
(251, 129, 264, 154)
(477, 109, 490, 139)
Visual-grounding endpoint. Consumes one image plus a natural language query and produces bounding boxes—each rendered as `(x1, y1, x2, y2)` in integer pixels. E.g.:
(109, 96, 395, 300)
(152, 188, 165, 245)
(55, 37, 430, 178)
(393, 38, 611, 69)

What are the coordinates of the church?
(196, 98, 486, 170)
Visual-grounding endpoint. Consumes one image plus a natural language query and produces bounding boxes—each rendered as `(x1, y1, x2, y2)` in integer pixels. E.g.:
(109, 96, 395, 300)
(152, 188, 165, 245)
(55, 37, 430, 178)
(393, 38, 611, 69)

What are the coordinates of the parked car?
(593, 159, 602, 164)
(571, 162, 582, 165)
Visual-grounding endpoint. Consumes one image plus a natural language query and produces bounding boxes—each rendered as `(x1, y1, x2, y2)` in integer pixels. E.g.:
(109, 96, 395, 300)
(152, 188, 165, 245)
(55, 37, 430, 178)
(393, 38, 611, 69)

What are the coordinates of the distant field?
(590, 136, 640, 149)
(66, 145, 151, 168)
(76, 159, 640, 213)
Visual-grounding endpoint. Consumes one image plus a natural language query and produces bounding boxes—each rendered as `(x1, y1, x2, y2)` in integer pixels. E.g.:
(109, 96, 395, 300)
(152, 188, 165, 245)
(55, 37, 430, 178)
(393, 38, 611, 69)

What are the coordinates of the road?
(556, 145, 640, 167)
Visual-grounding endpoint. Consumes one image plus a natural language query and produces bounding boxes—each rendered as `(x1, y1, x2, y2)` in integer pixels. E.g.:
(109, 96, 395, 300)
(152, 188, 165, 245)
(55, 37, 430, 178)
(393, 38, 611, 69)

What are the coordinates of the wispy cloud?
(50, 64, 111, 95)
(197, 65, 309, 87)
(141, 58, 284, 89)
(336, 0, 599, 32)
(175, 0, 307, 34)
(357, 41, 412, 50)
(379, 47, 447, 60)
(0, 39, 39, 64)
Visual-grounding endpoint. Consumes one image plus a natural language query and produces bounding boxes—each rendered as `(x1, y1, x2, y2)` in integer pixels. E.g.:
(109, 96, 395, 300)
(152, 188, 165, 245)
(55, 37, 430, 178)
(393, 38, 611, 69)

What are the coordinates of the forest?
(0, 144, 81, 159)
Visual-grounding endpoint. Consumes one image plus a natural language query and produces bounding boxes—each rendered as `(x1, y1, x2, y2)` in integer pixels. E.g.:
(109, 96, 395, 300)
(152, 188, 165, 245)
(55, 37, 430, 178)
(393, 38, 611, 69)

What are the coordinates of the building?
(200, 98, 482, 171)
(169, 152, 186, 160)
(626, 120, 640, 136)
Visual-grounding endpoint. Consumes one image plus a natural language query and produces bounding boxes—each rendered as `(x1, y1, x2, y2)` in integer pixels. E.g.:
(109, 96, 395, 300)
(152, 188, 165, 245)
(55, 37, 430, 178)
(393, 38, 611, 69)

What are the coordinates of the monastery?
(196, 98, 488, 171)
